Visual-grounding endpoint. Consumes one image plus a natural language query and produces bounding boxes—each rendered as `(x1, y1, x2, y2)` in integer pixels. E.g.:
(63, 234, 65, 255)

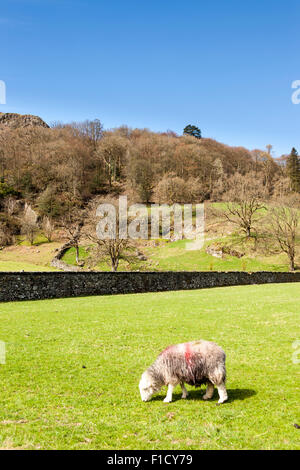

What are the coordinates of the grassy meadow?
(0, 240, 60, 272)
(0, 283, 299, 450)
(61, 238, 292, 272)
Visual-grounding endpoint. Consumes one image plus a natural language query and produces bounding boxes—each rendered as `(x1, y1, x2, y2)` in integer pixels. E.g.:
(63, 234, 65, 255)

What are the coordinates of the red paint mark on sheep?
(185, 343, 193, 366)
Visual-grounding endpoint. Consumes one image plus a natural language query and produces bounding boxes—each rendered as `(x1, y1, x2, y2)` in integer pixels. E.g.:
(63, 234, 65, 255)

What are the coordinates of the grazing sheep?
(139, 340, 227, 404)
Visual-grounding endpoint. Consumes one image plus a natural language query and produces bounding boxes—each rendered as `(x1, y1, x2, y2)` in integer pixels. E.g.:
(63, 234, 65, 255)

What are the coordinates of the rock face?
(0, 113, 49, 129)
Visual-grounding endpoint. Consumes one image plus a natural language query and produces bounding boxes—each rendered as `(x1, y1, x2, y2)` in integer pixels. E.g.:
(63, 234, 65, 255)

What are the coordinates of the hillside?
(0, 117, 298, 272)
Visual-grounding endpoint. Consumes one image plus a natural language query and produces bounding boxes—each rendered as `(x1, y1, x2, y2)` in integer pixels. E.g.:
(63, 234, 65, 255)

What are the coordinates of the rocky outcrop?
(0, 113, 49, 129)
(206, 245, 223, 258)
(136, 250, 148, 261)
(206, 243, 244, 259)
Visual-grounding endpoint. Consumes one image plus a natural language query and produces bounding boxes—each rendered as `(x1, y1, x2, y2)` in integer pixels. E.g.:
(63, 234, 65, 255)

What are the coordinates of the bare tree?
(83, 198, 142, 271)
(4, 197, 19, 216)
(126, 137, 156, 202)
(42, 216, 55, 242)
(269, 197, 299, 271)
(74, 119, 103, 149)
(224, 173, 267, 238)
(96, 135, 128, 187)
(61, 215, 84, 265)
(21, 204, 39, 245)
(89, 238, 133, 272)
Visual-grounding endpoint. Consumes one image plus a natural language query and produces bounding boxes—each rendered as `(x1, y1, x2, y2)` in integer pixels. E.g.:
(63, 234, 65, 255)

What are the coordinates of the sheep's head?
(139, 371, 158, 402)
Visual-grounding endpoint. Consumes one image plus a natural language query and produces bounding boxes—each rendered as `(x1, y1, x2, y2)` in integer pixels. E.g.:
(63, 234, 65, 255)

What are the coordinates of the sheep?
(139, 340, 227, 404)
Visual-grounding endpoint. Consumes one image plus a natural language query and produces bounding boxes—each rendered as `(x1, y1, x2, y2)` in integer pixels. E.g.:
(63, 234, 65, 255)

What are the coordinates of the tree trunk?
(75, 244, 80, 264)
(289, 257, 295, 272)
(111, 259, 119, 272)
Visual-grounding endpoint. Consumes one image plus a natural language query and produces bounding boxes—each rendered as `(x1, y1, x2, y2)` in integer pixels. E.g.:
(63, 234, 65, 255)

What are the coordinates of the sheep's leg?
(163, 384, 174, 403)
(203, 382, 214, 400)
(180, 383, 189, 399)
(216, 382, 228, 404)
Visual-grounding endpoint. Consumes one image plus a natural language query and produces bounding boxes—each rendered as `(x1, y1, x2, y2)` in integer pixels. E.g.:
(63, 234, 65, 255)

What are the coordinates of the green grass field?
(0, 261, 56, 272)
(0, 283, 299, 450)
(61, 238, 293, 272)
(0, 241, 60, 272)
(144, 239, 291, 272)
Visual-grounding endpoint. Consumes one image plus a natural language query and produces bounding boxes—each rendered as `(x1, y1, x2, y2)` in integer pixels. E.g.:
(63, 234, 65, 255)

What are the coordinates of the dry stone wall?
(0, 271, 299, 302)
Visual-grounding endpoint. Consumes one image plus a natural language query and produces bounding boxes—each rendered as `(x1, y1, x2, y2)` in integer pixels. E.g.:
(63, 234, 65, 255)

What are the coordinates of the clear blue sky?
(1, 0, 299, 157)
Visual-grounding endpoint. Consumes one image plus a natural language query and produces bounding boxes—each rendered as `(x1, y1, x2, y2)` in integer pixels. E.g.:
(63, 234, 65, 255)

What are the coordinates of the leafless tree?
(21, 204, 39, 245)
(83, 198, 142, 271)
(4, 197, 19, 216)
(224, 173, 267, 238)
(61, 214, 84, 265)
(42, 216, 55, 242)
(96, 135, 128, 187)
(269, 197, 299, 271)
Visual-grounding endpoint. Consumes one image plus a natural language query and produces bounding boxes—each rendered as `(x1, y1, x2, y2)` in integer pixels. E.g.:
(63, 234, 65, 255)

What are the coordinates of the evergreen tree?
(287, 147, 300, 192)
(183, 124, 202, 139)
